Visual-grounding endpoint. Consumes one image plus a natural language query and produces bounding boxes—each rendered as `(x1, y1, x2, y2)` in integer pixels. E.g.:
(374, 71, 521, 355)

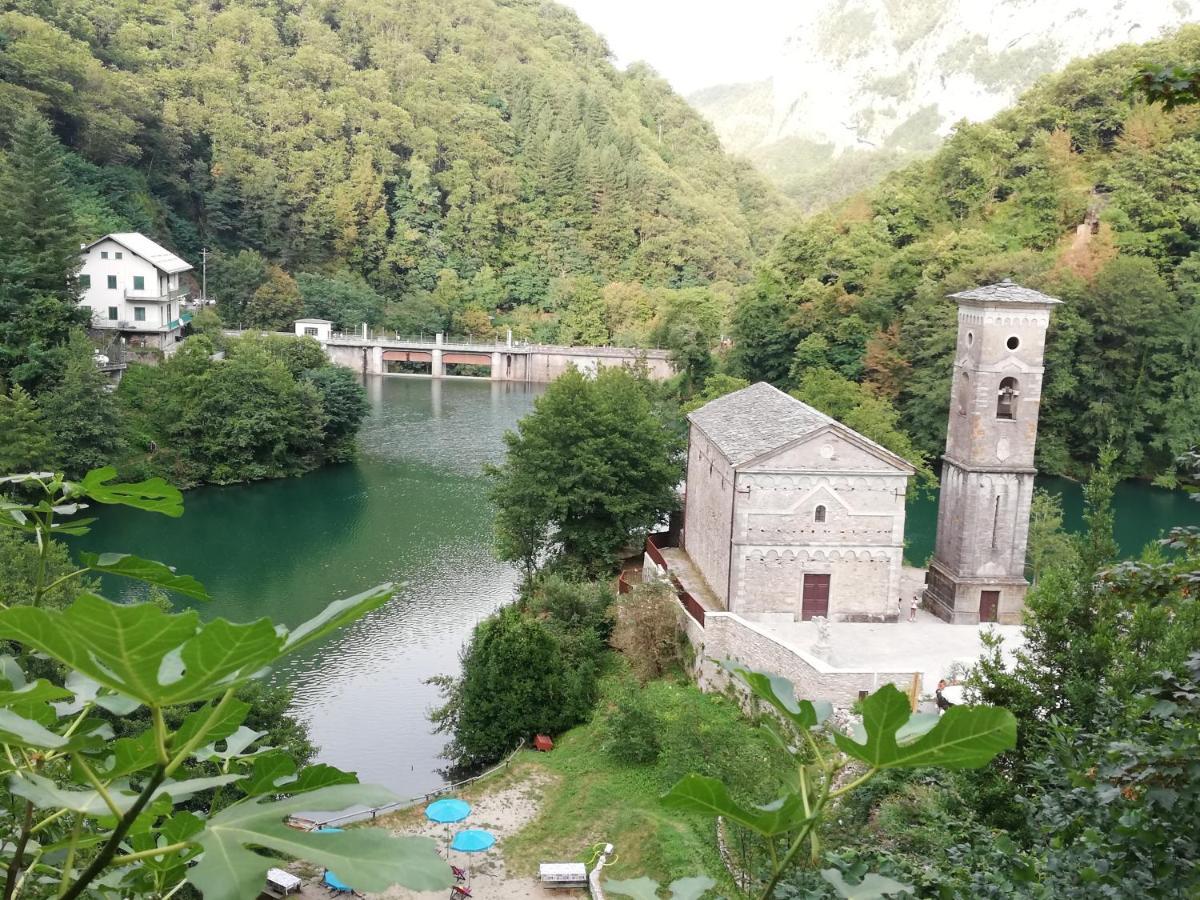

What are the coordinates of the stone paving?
(741, 613, 1023, 691)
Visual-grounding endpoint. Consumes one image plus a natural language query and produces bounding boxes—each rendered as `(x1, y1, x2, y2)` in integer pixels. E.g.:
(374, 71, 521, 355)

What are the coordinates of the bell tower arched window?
(814, 505, 826, 523)
(996, 377, 1019, 420)
(958, 371, 969, 416)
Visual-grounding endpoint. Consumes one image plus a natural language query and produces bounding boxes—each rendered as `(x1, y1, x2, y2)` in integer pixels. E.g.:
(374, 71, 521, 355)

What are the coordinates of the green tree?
(0, 385, 52, 472)
(728, 274, 795, 386)
(305, 366, 369, 461)
(0, 111, 87, 387)
(1025, 488, 1079, 585)
(172, 341, 325, 483)
(40, 332, 121, 477)
(431, 605, 597, 768)
(244, 265, 304, 331)
(297, 271, 385, 332)
(663, 664, 1016, 900)
(208, 248, 268, 325)
(487, 367, 682, 574)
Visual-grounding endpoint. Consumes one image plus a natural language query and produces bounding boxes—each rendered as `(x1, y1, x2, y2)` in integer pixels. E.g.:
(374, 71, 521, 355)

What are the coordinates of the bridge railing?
(329, 331, 527, 349)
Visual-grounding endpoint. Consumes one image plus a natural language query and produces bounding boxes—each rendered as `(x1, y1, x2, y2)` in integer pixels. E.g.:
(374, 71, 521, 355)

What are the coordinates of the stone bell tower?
(926, 280, 1061, 624)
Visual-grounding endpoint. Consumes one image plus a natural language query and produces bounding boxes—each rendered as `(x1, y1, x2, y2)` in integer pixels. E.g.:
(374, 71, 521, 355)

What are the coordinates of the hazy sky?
(560, 0, 797, 94)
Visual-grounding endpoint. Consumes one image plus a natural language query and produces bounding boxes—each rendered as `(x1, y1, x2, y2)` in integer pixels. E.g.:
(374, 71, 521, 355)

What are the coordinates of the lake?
(78, 375, 1197, 797)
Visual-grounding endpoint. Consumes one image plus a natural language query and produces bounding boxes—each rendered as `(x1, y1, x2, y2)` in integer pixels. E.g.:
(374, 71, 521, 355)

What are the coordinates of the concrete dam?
(320, 333, 675, 382)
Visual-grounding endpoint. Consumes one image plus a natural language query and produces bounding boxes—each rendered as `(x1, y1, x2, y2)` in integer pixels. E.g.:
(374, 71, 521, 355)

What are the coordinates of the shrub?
(527, 573, 616, 641)
(600, 679, 663, 765)
(611, 580, 685, 681)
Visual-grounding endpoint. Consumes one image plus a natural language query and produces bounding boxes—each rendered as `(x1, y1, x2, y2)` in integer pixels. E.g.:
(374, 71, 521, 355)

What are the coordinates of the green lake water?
(78, 375, 1198, 796)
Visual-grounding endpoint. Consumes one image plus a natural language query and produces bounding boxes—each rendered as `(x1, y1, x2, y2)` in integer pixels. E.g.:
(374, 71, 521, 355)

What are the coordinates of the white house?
(79, 233, 192, 349)
(683, 383, 914, 622)
(294, 319, 333, 342)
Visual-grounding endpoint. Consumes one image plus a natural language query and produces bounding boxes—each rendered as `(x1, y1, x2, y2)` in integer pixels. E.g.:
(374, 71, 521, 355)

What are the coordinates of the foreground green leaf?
(820, 868, 913, 898)
(283, 584, 395, 653)
(833, 684, 1016, 770)
(669, 875, 716, 900)
(79, 552, 210, 601)
(604, 877, 661, 900)
(0, 595, 279, 706)
(189, 784, 453, 900)
(723, 661, 831, 732)
(73, 467, 184, 517)
(661, 774, 813, 837)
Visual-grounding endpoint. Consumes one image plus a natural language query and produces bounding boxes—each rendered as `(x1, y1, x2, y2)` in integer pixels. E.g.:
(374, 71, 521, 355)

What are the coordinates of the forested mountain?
(0, 0, 784, 338)
(690, 0, 1196, 210)
(728, 26, 1200, 482)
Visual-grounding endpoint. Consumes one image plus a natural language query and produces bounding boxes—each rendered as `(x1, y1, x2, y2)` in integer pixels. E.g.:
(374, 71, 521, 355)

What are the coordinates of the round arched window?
(814, 505, 826, 524)
(966, 331, 974, 347)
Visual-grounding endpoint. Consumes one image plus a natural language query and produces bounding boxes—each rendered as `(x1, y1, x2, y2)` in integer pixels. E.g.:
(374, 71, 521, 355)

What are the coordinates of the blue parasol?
(315, 828, 352, 893)
(451, 829, 495, 853)
(450, 829, 496, 884)
(426, 798, 471, 824)
(323, 870, 352, 893)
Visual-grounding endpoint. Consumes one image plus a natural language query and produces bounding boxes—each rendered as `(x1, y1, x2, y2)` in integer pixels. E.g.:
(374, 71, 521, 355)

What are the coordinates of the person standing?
(935, 679, 954, 713)
(909, 594, 918, 622)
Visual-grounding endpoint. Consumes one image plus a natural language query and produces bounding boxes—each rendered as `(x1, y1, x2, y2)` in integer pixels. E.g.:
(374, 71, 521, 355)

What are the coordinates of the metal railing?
(298, 739, 526, 830)
(91, 316, 175, 333)
(123, 287, 189, 303)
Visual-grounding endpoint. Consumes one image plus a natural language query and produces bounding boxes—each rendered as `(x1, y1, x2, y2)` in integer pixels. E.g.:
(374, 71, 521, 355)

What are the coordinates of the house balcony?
(90, 315, 180, 334)
(123, 287, 189, 303)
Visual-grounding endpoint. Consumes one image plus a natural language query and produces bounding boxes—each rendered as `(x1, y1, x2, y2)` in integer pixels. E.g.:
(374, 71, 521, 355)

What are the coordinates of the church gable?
(742, 425, 914, 475)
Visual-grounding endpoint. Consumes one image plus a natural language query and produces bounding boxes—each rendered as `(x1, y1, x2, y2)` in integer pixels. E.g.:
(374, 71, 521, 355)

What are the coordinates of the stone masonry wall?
(692, 611, 916, 707)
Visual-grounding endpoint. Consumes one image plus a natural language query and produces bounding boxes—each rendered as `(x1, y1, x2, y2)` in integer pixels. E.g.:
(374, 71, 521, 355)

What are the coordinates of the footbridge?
(321, 332, 674, 382)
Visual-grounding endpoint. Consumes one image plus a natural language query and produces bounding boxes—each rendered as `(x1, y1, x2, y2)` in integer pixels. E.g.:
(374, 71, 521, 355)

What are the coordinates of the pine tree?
(0, 111, 88, 388)
(39, 332, 121, 477)
(0, 385, 53, 473)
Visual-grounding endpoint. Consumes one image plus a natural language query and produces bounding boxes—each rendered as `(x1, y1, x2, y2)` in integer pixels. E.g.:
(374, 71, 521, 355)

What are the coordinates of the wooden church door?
(801, 574, 830, 621)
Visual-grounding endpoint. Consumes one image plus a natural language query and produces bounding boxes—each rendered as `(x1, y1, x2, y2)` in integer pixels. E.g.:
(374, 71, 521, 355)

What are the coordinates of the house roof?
(948, 279, 1061, 306)
(82, 233, 192, 274)
(295, 318, 333, 324)
(688, 382, 913, 473)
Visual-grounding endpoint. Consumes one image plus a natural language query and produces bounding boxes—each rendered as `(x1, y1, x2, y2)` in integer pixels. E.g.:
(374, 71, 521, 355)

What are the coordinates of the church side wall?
(682, 427, 735, 606)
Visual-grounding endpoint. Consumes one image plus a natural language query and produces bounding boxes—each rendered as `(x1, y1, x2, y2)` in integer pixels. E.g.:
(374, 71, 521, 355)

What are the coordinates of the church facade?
(683, 382, 914, 622)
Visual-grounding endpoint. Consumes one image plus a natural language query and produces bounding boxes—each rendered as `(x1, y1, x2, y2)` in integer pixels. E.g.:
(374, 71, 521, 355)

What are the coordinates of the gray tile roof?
(689, 382, 915, 472)
(688, 382, 835, 466)
(948, 279, 1061, 305)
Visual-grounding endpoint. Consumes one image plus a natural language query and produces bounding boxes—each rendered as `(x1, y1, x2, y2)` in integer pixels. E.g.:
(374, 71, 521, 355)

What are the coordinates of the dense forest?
(727, 26, 1200, 482)
(0, 0, 783, 342)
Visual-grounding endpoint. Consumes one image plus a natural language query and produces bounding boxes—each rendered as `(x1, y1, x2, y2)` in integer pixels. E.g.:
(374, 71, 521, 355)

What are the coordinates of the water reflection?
(81, 377, 541, 796)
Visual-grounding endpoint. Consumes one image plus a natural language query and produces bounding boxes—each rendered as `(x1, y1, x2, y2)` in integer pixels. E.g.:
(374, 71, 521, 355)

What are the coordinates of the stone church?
(681, 279, 1060, 624)
(683, 382, 914, 622)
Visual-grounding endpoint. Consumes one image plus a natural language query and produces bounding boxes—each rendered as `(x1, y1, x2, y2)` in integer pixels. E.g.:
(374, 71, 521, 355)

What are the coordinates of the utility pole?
(200, 247, 208, 304)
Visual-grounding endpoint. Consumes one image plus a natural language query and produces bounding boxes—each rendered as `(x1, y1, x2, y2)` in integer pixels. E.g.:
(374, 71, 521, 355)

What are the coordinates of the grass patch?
(502, 671, 792, 889)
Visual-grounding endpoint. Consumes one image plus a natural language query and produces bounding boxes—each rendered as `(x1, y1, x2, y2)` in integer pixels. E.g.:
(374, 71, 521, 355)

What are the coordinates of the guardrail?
(644, 533, 705, 626)
(298, 739, 526, 830)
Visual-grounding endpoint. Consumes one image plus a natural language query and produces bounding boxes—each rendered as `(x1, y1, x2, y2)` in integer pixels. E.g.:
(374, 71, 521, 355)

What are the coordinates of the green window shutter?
(107, 275, 117, 290)
(108, 307, 118, 320)
(134, 307, 146, 322)
(133, 275, 145, 291)
(79, 274, 91, 289)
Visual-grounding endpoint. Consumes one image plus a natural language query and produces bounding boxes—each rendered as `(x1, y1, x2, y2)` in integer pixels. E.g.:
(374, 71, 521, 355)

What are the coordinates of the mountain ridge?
(689, 0, 1198, 209)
